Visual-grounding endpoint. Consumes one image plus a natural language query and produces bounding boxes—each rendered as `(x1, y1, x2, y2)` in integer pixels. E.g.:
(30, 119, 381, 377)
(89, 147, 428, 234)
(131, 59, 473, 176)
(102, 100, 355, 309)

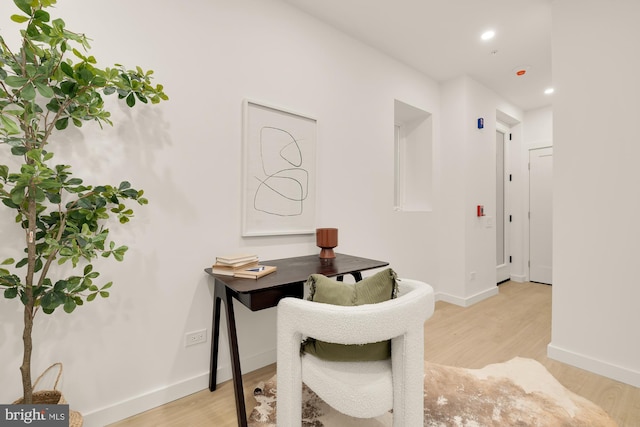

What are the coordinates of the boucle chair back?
(277, 278, 435, 425)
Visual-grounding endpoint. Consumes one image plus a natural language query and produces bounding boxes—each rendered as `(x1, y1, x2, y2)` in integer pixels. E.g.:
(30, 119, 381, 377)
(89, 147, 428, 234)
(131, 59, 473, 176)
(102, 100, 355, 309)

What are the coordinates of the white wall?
(549, 0, 640, 387)
(0, 0, 442, 425)
(438, 76, 522, 306)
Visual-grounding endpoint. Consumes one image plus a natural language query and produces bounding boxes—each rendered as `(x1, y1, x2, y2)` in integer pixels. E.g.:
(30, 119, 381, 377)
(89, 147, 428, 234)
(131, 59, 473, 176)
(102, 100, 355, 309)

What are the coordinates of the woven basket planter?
(12, 363, 83, 427)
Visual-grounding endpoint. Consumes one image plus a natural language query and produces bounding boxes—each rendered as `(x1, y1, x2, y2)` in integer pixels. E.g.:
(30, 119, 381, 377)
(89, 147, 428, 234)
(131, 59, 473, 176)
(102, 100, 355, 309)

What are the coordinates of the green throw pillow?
(301, 268, 398, 361)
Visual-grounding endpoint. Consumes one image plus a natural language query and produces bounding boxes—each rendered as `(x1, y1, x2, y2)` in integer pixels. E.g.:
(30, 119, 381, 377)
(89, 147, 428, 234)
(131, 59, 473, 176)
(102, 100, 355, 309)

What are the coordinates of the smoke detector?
(513, 66, 531, 77)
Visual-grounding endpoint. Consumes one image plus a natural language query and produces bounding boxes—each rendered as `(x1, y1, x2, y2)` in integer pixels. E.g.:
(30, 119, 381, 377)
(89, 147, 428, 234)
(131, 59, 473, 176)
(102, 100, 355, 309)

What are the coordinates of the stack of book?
(211, 254, 259, 276)
(211, 254, 277, 279)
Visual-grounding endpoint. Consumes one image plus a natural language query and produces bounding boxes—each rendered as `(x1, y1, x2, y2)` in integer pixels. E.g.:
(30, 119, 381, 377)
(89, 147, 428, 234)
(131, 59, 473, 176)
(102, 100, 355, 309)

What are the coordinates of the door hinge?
(509, 215, 512, 222)
(509, 133, 512, 141)
(509, 256, 512, 263)
(509, 174, 512, 182)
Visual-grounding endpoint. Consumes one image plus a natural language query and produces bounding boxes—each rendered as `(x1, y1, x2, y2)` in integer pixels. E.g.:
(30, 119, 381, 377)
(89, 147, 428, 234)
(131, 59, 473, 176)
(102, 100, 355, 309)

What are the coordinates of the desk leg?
(224, 286, 248, 426)
(210, 281, 248, 426)
(209, 284, 222, 391)
(336, 272, 363, 282)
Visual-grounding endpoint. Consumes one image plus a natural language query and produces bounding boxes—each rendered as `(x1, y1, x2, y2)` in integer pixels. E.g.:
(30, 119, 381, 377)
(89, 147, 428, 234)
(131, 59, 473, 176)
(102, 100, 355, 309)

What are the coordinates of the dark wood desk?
(204, 253, 389, 427)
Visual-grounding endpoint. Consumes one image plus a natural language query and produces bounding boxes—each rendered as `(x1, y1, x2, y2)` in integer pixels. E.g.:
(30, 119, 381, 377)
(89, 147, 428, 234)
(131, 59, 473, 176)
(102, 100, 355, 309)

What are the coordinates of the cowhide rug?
(248, 357, 618, 427)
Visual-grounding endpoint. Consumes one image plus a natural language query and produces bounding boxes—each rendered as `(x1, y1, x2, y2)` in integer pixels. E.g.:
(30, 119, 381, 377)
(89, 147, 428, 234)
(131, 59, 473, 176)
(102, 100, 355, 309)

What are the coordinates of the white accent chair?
(276, 278, 435, 425)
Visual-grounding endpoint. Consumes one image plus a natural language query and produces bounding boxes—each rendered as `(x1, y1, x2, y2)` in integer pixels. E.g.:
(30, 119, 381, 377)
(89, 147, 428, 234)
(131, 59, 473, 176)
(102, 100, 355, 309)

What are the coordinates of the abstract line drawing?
(242, 100, 316, 236)
(253, 126, 309, 216)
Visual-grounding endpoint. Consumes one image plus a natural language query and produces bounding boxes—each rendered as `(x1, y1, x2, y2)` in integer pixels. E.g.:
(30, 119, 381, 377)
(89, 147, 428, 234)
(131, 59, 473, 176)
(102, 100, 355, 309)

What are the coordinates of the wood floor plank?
(109, 281, 639, 427)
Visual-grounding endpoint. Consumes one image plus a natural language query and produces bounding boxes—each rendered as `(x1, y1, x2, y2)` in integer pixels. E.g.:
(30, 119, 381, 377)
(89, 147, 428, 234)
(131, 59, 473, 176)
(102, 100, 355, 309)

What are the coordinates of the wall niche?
(394, 99, 433, 212)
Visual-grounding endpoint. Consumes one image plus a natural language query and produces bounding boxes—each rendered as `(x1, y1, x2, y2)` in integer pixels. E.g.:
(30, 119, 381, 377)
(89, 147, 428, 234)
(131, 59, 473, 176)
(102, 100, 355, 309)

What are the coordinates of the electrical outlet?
(185, 329, 207, 347)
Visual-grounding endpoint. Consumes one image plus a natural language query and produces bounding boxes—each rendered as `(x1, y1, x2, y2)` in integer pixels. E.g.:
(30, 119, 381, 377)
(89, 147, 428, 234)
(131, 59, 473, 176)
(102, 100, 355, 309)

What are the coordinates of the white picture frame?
(241, 100, 317, 237)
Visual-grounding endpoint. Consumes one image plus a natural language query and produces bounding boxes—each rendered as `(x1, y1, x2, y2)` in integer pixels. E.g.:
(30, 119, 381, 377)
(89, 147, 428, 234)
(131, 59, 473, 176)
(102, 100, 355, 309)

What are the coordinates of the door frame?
(496, 122, 511, 283)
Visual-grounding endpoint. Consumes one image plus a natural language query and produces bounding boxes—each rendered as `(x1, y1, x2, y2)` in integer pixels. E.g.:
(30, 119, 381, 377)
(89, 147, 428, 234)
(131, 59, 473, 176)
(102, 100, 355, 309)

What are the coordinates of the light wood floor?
(109, 281, 640, 427)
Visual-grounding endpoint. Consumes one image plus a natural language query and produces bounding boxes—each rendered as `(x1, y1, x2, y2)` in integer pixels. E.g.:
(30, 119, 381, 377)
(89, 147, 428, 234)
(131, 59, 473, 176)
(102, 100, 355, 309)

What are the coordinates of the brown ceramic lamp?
(316, 228, 338, 259)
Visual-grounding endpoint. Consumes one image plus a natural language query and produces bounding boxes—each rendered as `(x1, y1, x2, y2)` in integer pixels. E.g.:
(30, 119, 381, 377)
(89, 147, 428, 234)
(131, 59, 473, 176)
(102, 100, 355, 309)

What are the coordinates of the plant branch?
(0, 35, 20, 72)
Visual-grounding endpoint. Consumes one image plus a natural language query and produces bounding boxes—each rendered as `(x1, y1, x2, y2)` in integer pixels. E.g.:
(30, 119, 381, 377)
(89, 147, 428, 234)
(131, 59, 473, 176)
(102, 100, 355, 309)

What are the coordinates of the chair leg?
(276, 329, 303, 425)
(392, 332, 425, 426)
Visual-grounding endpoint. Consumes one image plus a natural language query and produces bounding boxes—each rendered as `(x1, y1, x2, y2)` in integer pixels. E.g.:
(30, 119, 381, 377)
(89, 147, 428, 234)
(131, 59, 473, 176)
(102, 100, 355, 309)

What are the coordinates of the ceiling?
(280, 0, 552, 111)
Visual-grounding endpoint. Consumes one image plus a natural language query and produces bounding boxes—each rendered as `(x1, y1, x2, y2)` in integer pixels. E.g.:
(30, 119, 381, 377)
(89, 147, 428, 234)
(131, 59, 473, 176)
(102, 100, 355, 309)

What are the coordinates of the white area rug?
(248, 357, 618, 426)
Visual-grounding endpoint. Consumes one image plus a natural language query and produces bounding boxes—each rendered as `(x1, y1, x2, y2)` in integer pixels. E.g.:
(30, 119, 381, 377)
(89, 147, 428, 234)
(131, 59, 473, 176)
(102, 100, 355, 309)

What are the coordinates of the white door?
(496, 129, 510, 283)
(529, 147, 553, 284)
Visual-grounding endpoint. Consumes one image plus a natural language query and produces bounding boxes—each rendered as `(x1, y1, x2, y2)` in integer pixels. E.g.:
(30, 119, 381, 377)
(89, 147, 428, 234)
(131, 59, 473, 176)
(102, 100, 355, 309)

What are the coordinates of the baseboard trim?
(510, 274, 526, 283)
(83, 349, 276, 427)
(436, 286, 499, 307)
(547, 343, 640, 388)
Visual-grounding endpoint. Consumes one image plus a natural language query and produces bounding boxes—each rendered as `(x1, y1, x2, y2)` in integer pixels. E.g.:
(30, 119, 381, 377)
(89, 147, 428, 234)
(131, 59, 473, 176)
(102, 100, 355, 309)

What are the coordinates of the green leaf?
(63, 297, 77, 313)
(2, 199, 19, 209)
(1, 258, 14, 265)
(72, 48, 85, 60)
(11, 145, 28, 156)
(87, 292, 97, 302)
(92, 76, 107, 87)
(54, 280, 67, 291)
(4, 288, 18, 299)
(55, 117, 69, 130)
(0, 115, 21, 135)
(52, 18, 65, 31)
(35, 81, 55, 98)
(46, 192, 61, 204)
(4, 76, 29, 88)
(41, 291, 63, 311)
(126, 92, 135, 107)
(66, 178, 83, 185)
(33, 9, 50, 22)
(0, 165, 8, 180)
(10, 14, 29, 23)
(99, 291, 109, 298)
(135, 92, 148, 104)
(21, 83, 36, 100)
(78, 68, 92, 83)
(60, 62, 74, 78)
(25, 22, 39, 37)
(13, 0, 32, 16)
(60, 80, 77, 96)
(46, 98, 61, 113)
(102, 281, 113, 290)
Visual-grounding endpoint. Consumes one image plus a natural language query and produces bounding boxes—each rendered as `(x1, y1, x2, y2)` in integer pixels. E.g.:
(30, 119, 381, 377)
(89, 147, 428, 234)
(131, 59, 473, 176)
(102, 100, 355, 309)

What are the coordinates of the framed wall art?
(241, 100, 316, 236)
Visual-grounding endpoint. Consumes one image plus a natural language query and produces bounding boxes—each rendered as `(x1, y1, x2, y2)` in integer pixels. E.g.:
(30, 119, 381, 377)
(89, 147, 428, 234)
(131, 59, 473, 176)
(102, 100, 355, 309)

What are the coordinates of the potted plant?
(0, 0, 168, 404)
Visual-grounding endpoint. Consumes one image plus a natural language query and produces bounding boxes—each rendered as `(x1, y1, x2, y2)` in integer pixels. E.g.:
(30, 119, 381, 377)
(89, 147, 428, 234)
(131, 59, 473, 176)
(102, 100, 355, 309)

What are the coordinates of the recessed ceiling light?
(481, 30, 495, 41)
(544, 88, 555, 95)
